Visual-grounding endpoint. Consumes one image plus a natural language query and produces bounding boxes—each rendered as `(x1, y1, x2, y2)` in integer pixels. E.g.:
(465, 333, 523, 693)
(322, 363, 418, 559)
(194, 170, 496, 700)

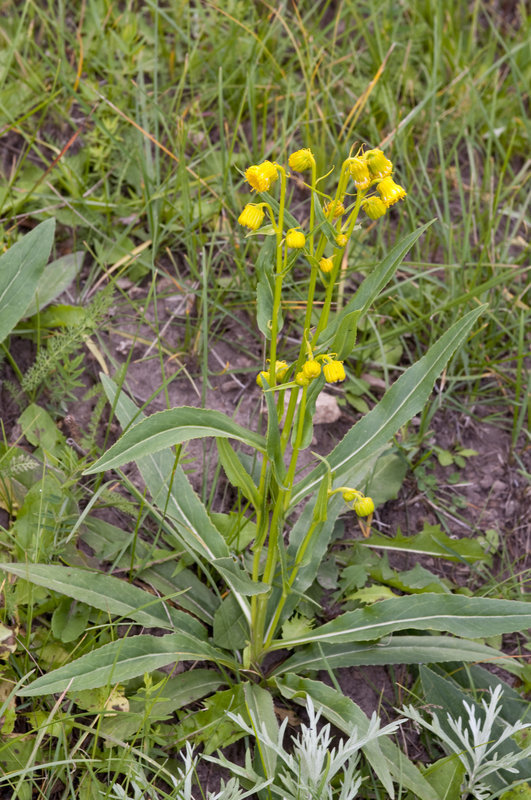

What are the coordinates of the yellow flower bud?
(364, 149, 393, 179)
(295, 370, 310, 387)
(274, 360, 289, 380)
(362, 197, 387, 220)
(354, 496, 375, 517)
(302, 359, 321, 379)
(238, 203, 265, 230)
(335, 234, 348, 248)
(323, 359, 346, 383)
(286, 229, 306, 249)
(288, 148, 315, 171)
(324, 200, 345, 219)
(245, 160, 279, 192)
(342, 489, 358, 503)
(256, 370, 270, 387)
(319, 257, 334, 273)
(377, 176, 407, 207)
(348, 157, 371, 190)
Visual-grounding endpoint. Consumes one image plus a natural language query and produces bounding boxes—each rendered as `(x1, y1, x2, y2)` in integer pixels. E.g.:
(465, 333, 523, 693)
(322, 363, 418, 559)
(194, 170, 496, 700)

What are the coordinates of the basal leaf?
(0, 563, 204, 638)
(271, 635, 524, 676)
(270, 594, 531, 649)
(18, 632, 235, 696)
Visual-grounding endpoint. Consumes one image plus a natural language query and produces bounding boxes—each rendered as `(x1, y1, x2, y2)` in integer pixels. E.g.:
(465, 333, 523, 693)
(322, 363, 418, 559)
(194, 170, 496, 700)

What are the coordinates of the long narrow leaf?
(0, 563, 205, 638)
(291, 305, 485, 506)
(317, 221, 433, 350)
(84, 407, 266, 474)
(270, 594, 531, 650)
(97, 377, 259, 615)
(18, 632, 236, 696)
(271, 635, 524, 676)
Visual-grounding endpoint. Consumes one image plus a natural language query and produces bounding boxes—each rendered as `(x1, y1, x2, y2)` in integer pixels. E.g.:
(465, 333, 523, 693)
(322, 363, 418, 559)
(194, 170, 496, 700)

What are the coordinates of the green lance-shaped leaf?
(23, 249, 84, 317)
(216, 439, 260, 508)
(96, 378, 264, 614)
(317, 221, 433, 351)
(84, 406, 266, 475)
(276, 675, 440, 800)
(270, 593, 531, 650)
(18, 632, 236, 696)
(0, 563, 205, 638)
(330, 309, 361, 360)
(271, 635, 524, 677)
(291, 305, 485, 507)
(0, 218, 56, 343)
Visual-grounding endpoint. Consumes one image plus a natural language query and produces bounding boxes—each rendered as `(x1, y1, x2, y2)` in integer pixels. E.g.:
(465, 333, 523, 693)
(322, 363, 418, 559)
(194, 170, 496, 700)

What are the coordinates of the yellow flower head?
(342, 489, 358, 503)
(302, 359, 321, 379)
(274, 360, 289, 380)
(324, 200, 346, 219)
(348, 157, 372, 190)
(257, 360, 289, 387)
(238, 203, 265, 230)
(377, 177, 407, 207)
(364, 149, 393, 179)
(288, 148, 315, 171)
(319, 256, 334, 273)
(323, 358, 346, 383)
(295, 370, 310, 387)
(354, 496, 375, 517)
(335, 234, 348, 248)
(245, 160, 279, 192)
(286, 229, 306, 249)
(361, 197, 387, 220)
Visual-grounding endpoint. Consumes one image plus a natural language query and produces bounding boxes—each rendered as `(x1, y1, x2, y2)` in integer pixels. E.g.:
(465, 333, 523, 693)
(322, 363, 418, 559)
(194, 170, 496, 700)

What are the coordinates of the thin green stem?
(312, 189, 364, 344)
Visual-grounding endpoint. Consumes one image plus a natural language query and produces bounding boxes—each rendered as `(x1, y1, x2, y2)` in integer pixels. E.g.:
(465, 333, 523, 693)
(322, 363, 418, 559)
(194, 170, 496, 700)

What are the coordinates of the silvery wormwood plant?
(401, 685, 531, 800)
(2, 144, 530, 798)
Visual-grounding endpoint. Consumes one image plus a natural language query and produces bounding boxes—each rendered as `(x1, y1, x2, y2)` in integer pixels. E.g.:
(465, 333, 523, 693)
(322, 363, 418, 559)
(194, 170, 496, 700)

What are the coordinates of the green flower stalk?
(237, 146, 406, 664)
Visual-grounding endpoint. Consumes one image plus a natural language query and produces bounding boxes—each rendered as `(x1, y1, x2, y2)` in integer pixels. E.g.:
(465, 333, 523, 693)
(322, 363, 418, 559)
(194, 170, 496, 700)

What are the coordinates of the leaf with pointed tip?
(270, 594, 531, 650)
(271, 635, 524, 676)
(0, 563, 204, 638)
(291, 306, 485, 507)
(84, 406, 265, 475)
(18, 632, 236, 696)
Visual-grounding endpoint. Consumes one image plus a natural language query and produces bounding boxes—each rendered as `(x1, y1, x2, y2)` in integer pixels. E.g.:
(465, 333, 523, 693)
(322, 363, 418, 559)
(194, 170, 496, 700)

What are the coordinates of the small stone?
(313, 392, 341, 425)
(491, 480, 506, 493)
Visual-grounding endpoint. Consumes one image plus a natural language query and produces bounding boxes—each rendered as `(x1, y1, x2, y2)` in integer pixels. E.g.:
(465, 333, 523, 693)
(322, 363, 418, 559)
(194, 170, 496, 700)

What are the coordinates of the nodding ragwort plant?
(9, 143, 530, 720)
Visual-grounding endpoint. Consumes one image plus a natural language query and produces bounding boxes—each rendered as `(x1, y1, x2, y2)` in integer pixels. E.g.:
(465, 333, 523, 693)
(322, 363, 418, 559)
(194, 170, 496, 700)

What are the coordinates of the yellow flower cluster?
(256, 360, 289, 387)
(343, 148, 406, 222)
(323, 358, 346, 383)
(341, 488, 375, 517)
